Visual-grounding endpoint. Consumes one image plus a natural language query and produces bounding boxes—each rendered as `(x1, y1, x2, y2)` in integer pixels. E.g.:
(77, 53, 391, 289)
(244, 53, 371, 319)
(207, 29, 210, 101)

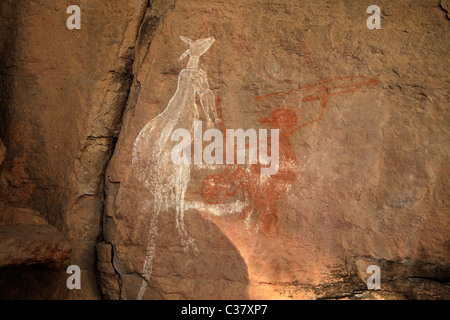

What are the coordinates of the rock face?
(0, 0, 449, 299)
(0, 224, 69, 267)
(0, 202, 71, 275)
(0, 139, 5, 166)
(0, 226, 71, 268)
(98, 0, 449, 300)
(0, 0, 150, 299)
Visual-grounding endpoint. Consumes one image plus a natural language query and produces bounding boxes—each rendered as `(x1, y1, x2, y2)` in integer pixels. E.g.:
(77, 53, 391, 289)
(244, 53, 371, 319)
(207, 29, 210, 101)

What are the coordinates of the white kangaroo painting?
(131, 36, 217, 300)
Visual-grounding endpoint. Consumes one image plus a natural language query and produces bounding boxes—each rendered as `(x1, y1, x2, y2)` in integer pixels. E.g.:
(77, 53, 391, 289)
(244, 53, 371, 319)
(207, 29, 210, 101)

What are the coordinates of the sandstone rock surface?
(0, 0, 448, 300)
(0, 225, 71, 267)
(0, 0, 149, 299)
(0, 138, 5, 166)
(98, 0, 450, 300)
(0, 202, 71, 267)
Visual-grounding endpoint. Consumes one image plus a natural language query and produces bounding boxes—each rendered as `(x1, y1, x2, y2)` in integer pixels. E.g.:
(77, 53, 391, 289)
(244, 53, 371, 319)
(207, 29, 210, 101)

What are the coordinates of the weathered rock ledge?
(0, 202, 71, 267)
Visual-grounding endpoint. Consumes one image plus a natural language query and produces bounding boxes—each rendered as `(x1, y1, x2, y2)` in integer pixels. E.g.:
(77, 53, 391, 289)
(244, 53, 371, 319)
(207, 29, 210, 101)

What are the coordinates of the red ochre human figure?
(232, 107, 303, 236)
(200, 76, 378, 237)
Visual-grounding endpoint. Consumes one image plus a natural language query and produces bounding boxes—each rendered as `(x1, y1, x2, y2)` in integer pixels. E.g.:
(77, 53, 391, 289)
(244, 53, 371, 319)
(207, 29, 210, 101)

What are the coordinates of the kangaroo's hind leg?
(137, 195, 163, 300)
(174, 168, 199, 253)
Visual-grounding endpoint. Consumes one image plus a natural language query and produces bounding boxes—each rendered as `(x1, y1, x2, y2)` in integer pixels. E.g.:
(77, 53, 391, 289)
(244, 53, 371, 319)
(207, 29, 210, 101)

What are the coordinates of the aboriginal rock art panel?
(131, 35, 379, 299)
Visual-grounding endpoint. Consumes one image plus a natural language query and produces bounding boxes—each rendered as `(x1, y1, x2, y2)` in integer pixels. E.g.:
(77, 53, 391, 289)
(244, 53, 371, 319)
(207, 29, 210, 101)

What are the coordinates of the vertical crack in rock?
(439, 0, 450, 19)
(95, 0, 172, 299)
(110, 243, 123, 299)
(62, 0, 157, 299)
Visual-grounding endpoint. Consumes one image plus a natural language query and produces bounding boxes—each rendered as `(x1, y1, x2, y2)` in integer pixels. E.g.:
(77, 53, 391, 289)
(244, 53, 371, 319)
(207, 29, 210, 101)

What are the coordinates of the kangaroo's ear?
(180, 36, 193, 45)
(179, 49, 190, 61)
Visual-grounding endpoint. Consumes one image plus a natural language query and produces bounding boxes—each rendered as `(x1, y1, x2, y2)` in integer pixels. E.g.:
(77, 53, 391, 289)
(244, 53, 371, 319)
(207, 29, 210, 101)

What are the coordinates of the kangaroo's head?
(179, 36, 215, 60)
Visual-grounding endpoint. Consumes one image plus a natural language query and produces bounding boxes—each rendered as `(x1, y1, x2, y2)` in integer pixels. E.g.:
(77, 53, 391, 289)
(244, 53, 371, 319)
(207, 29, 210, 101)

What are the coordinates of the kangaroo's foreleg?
(198, 89, 215, 124)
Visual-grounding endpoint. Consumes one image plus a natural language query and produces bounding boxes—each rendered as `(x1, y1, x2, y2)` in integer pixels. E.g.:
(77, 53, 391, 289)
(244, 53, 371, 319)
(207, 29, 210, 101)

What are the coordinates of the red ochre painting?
(200, 76, 379, 237)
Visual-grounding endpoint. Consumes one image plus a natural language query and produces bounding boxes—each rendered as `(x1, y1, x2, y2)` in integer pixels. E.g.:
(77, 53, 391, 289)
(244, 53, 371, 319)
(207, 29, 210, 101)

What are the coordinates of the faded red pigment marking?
(298, 40, 320, 72)
(201, 76, 379, 237)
